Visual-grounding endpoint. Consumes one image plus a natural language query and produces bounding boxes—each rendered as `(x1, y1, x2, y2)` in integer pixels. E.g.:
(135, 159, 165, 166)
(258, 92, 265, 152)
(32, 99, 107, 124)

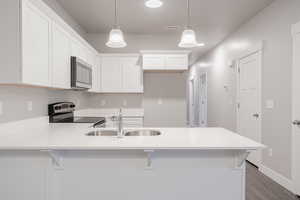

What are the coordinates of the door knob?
(253, 114, 259, 118)
(293, 120, 300, 125)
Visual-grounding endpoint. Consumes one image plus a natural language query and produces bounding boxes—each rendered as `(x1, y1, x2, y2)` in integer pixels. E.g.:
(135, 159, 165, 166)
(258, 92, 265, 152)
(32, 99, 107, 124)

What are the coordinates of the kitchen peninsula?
(0, 117, 263, 200)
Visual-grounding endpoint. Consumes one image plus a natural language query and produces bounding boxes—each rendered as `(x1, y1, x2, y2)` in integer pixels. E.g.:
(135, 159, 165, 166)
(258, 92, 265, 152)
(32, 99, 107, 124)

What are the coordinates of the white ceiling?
(56, 0, 274, 59)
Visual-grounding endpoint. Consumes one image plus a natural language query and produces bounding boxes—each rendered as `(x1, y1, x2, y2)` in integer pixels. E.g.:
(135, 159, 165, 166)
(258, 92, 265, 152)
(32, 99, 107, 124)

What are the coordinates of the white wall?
(193, 0, 300, 179)
(42, 0, 88, 40)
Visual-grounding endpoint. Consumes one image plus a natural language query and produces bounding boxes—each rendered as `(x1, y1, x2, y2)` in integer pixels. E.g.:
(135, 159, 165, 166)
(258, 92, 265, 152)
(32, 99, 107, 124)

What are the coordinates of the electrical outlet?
(268, 148, 273, 157)
(123, 99, 127, 106)
(27, 101, 33, 112)
(0, 101, 3, 116)
(158, 98, 163, 105)
(101, 100, 106, 106)
(76, 99, 80, 107)
(266, 100, 275, 109)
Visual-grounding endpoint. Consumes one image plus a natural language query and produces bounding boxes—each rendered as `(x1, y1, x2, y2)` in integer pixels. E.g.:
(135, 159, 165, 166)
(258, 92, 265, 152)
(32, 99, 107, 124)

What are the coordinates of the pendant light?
(178, 0, 204, 48)
(106, 0, 127, 48)
(145, 0, 163, 8)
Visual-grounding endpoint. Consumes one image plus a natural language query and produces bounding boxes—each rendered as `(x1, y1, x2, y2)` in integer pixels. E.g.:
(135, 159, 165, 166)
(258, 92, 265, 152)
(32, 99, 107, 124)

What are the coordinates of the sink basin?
(124, 130, 161, 136)
(85, 130, 118, 136)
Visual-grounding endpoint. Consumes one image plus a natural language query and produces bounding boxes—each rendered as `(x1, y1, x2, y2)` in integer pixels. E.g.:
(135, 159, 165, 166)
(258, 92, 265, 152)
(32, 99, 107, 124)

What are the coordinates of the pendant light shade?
(179, 29, 198, 48)
(145, 0, 163, 8)
(106, 0, 127, 48)
(178, 0, 204, 48)
(106, 28, 127, 48)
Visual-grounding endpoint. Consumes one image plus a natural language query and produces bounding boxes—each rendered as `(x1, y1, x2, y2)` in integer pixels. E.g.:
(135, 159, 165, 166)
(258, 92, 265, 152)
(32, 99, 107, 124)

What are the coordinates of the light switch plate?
(0, 101, 3, 116)
(27, 101, 33, 111)
(268, 148, 273, 157)
(266, 100, 275, 109)
(123, 99, 127, 106)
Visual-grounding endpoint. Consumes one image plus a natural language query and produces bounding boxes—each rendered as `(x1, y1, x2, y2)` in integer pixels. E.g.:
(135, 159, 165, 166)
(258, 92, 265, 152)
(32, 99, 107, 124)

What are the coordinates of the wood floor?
(246, 163, 298, 200)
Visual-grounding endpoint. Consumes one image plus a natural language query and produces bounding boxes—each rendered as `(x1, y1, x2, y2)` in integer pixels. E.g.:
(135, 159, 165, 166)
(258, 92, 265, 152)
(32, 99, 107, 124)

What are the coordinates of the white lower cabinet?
(0, 151, 49, 200)
(100, 55, 144, 93)
(0, 150, 244, 200)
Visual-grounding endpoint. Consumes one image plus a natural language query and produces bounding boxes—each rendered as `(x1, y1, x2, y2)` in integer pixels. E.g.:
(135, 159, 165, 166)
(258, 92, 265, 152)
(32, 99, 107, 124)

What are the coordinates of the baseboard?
(259, 164, 293, 192)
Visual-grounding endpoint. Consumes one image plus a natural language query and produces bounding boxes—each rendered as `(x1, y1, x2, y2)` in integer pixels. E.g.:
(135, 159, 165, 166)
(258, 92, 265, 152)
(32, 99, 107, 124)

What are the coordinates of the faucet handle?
(111, 116, 117, 121)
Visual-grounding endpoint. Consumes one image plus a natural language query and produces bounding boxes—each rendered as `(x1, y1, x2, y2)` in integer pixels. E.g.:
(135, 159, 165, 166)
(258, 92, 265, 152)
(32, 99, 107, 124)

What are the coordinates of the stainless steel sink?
(85, 130, 118, 136)
(124, 130, 161, 136)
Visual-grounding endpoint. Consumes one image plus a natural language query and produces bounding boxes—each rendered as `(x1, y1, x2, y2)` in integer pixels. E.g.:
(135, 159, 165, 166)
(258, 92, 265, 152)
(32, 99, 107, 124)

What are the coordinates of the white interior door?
(292, 23, 300, 196)
(199, 73, 207, 127)
(237, 51, 262, 167)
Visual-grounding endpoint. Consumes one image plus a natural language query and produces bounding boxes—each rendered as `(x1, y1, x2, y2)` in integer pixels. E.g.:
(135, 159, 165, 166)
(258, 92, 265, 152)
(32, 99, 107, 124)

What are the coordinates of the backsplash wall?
(0, 86, 90, 123)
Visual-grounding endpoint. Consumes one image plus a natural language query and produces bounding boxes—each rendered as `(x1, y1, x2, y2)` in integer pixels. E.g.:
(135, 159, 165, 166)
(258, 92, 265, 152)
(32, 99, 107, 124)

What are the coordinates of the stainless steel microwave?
(71, 56, 92, 90)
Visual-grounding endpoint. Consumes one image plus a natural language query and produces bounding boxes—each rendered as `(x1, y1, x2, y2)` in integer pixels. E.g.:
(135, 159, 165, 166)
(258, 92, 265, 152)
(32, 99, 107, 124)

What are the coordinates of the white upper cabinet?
(141, 51, 190, 71)
(52, 23, 71, 89)
(0, 0, 99, 89)
(88, 55, 101, 93)
(101, 56, 123, 93)
(142, 55, 165, 70)
(165, 54, 188, 70)
(122, 57, 143, 93)
(100, 55, 143, 93)
(22, 0, 51, 87)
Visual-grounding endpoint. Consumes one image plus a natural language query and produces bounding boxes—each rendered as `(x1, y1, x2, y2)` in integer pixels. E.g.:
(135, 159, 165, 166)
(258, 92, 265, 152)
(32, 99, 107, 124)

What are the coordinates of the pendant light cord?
(114, 0, 118, 28)
(187, 0, 191, 28)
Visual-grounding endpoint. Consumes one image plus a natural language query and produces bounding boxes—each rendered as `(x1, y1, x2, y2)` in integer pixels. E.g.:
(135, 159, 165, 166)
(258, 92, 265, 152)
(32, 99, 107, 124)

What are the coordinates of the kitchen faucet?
(111, 108, 124, 138)
(117, 108, 123, 138)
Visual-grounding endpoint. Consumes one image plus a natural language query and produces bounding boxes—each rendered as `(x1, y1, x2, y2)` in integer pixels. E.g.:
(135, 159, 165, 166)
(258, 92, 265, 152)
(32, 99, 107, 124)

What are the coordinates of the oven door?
(71, 56, 92, 89)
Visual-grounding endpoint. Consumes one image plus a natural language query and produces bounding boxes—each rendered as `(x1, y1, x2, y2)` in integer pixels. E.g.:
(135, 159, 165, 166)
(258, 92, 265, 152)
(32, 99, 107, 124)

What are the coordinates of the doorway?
(236, 43, 263, 167)
(188, 71, 207, 127)
(292, 21, 300, 196)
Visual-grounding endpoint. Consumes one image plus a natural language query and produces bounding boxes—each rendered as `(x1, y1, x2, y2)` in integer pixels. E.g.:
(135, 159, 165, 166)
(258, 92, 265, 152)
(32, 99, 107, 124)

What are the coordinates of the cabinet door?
(52, 23, 71, 89)
(0, 151, 48, 200)
(22, 0, 51, 86)
(165, 54, 188, 70)
(89, 55, 101, 93)
(71, 39, 87, 62)
(142, 55, 165, 70)
(122, 57, 143, 93)
(101, 57, 122, 92)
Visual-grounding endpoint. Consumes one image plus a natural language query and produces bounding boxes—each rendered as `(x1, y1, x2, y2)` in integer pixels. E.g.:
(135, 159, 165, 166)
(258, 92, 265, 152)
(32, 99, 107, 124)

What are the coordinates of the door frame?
(291, 21, 300, 194)
(198, 71, 208, 127)
(236, 41, 263, 167)
(188, 75, 196, 127)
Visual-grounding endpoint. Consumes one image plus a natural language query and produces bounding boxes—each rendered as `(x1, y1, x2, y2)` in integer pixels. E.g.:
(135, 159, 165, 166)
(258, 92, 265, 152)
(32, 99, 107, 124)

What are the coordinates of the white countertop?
(0, 117, 264, 150)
